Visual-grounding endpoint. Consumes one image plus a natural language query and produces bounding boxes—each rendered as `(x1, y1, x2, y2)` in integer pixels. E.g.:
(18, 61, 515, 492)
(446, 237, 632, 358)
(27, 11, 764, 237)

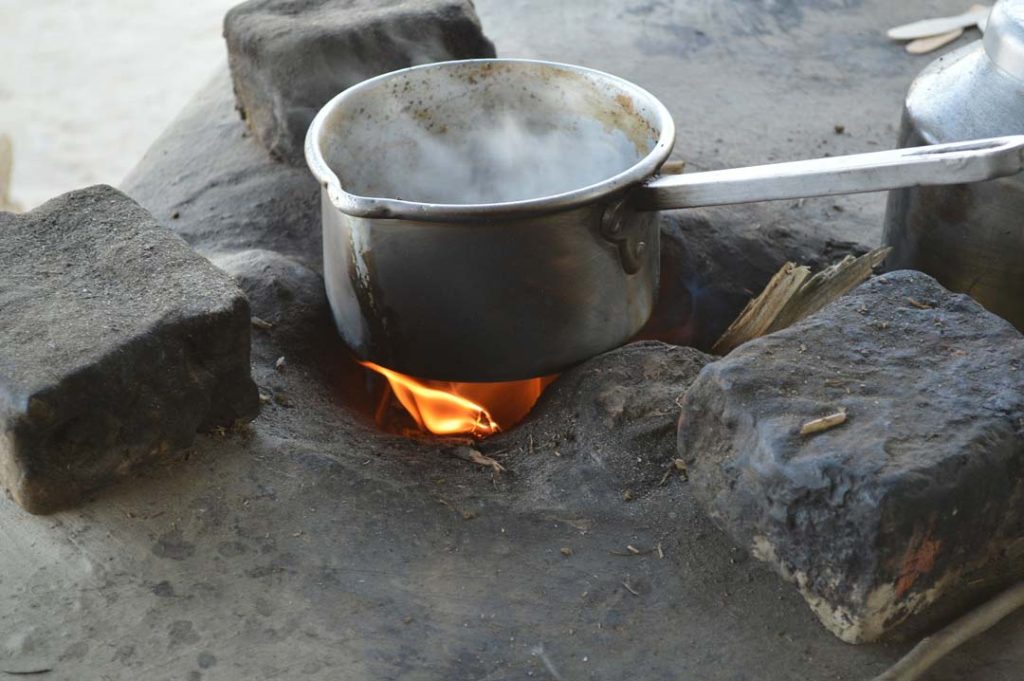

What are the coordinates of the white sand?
(0, 0, 238, 209)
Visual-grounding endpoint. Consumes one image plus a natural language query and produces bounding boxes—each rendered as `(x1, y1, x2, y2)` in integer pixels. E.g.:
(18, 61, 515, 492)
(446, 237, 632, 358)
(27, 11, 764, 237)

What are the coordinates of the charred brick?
(678, 270, 1024, 642)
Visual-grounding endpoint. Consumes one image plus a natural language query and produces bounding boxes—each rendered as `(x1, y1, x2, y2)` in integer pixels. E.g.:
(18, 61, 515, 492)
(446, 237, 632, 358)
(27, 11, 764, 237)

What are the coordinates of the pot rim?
(304, 58, 676, 223)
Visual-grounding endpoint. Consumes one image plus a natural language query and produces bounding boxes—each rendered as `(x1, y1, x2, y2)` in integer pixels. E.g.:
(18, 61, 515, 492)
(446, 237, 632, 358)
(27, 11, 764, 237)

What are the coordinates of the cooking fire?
(362, 361, 555, 437)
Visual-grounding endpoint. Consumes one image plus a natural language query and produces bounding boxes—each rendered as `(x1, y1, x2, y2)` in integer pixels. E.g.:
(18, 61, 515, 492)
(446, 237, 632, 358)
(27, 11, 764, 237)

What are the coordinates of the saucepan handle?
(631, 135, 1024, 211)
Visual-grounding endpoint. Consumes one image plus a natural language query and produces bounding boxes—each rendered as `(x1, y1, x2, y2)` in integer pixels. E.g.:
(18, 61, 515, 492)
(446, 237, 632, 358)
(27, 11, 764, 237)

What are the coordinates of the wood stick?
(712, 262, 810, 354)
(871, 581, 1024, 681)
(906, 27, 964, 54)
(800, 409, 847, 436)
(712, 247, 890, 355)
(767, 247, 890, 333)
(0, 134, 14, 211)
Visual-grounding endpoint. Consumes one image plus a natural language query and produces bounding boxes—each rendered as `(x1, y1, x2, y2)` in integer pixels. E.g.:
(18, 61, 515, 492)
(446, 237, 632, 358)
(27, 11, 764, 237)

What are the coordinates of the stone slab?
(224, 0, 496, 164)
(0, 186, 259, 514)
(678, 270, 1024, 642)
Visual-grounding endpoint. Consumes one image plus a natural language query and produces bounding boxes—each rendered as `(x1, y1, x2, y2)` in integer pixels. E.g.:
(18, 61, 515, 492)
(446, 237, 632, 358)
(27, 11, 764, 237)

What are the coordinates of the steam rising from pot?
(320, 63, 660, 205)
(365, 113, 641, 204)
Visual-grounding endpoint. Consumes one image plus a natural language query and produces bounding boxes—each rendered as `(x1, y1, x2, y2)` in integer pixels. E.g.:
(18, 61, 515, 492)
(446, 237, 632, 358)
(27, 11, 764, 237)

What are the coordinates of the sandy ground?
(0, 0, 238, 209)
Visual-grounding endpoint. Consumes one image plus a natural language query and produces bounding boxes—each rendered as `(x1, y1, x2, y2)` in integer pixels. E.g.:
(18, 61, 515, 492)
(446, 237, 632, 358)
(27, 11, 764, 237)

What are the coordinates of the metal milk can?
(883, 0, 1024, 329)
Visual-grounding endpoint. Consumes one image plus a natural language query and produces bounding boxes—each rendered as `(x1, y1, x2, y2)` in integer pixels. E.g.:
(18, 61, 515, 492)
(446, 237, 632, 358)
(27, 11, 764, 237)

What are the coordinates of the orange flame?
(362, 361, 555, 437)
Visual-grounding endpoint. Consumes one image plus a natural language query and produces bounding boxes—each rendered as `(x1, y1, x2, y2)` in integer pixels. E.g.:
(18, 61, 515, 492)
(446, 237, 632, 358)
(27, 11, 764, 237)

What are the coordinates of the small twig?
(621, 581, 641, 597)
(907, 298, 934, 310)
(657, 542, 664, 559)
(449, 446, 506, 474)
(610, 546, 655, 557)
(659, 458, 689, 485)
(434, 435, 477, 447)
(871, 581, 1024, 681)
(400, 430, 474, 447)
(800, 409, 848, 436)
(251, 316, 274, 330)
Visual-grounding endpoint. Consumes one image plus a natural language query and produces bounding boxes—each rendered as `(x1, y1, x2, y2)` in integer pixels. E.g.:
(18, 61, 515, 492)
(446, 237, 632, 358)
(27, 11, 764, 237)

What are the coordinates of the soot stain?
(217, 540, 248, 558)
(635, 24, 712, 58)
(623, 0, 669, 17)
(151, 580, 176, 597)
(152, 530, 196, 560)
(59, 640, 89, 662)
(623, 0, 863, 37)
(254, 597, 275, 617)
(732, 0, 864, 33)
(113, 644, 135, 664)
(169, 620, 201, 647)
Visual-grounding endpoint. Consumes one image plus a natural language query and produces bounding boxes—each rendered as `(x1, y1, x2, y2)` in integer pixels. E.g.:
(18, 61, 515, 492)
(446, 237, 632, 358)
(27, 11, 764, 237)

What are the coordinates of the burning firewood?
(712, 247, 890, 355)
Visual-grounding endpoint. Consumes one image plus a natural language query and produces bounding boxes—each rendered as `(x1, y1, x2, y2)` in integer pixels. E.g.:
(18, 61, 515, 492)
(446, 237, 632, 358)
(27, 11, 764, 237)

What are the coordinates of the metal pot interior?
(315, 59, 671, 209)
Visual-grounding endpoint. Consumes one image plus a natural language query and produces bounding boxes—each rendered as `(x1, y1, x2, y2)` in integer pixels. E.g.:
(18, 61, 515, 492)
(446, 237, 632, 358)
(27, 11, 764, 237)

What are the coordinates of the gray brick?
(0, 186, 259, 513)
(224, 0, 496, 164)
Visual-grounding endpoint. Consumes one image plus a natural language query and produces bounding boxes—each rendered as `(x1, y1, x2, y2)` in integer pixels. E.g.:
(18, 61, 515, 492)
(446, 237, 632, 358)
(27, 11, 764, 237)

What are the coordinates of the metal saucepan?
(305, 58, 1024, 382)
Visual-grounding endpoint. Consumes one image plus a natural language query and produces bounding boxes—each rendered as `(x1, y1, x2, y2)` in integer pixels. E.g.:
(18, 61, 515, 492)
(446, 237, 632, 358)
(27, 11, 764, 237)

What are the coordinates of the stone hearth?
(1, 1, 1022, 679)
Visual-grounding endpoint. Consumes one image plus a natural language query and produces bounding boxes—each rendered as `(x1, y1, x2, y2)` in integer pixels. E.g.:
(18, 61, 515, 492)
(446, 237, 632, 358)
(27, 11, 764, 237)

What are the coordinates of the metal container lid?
(984, 0, 1024, 79)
